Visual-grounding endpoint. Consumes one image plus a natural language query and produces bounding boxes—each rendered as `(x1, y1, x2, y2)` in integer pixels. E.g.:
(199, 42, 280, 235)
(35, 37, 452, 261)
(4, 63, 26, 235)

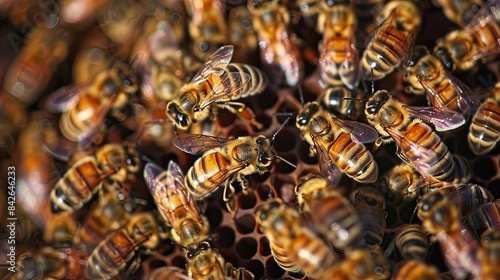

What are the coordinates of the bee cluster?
(1, 0, 500, 279)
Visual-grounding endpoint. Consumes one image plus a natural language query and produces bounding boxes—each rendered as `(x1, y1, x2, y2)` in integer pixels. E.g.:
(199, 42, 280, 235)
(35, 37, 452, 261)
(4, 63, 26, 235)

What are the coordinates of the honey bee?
(49, 142, 141, 213)
(403, 45, 481, 116)
(184, 0, 229, 62)
(392, 260, 443, 280)
(256, 198, 338, 278)
(143, 161, 209, 249)
(317, 0, 361, 90)
(365, 90, 464, 182)
(466, 199, 500, 238)
(296, 101, 379, 184)
(434, 0, 500, 71)
(468, 82, 500, 155)
(320, 248, 378, 280)
(432, 0, 483, 27)
(85, 228, 150, 279)
(318, 86, 366, 120)
(125, 211, 171, 253)
(228, 6, 259, 59)
(149, 267, 194, 280)
(185, 241, 255, 280)
(45, 60, 138, 144)
(382, 163, 420, 203)
(351, 185, 386, 246)
(248, 0, 303, 87)
(394, 224, 429, 261)
(3, 25, 72, 105)
(417, 190, 480, 279)
(360, 0, 422, 80)
(172, 132, 288, 210)
(165, 45, 267, 131)
(478, 227, 500, 280)
(295, 173, 334, 208)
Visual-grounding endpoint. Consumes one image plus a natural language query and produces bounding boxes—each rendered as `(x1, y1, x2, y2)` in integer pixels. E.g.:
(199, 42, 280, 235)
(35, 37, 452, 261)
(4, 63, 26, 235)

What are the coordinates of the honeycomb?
(1, 0, 500, 279)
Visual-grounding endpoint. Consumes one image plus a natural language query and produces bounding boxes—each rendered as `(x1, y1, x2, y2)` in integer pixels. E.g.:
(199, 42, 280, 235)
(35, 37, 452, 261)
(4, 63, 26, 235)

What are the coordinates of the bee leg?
(223, 181, 236, 213)
(125, 253, 142, 276)
(240, 176, 250, 195)
(217, 101, 263, 131)
(309, 145, 317, 157)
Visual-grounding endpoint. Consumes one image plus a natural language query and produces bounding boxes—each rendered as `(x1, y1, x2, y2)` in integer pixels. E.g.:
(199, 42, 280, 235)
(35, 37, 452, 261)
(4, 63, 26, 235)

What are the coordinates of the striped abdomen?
(270, 241, 302, 274)
(468, 100, 500, 155)
(326, 132, 378, 183)
(184, 151, 234, 199)
(288, 232, 337, 279)
(50, 157, 109, 212)
(395, 224, 428, 261)
(319, 37, 357, 88)
(466, 200, 500, 239)
(59, 94, 105, 142)
(391, 122, 455, 182)
(361, 25, 413, 80)
(393, 260, 442, 280)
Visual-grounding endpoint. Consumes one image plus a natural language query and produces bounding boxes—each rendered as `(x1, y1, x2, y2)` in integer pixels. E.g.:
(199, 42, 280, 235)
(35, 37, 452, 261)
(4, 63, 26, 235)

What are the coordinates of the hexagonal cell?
(214, 226, 236, 248)
(272, 128, 298, 153)
(235, 213, 256, 235)
(257, 88, 279, 110)
(259, 236, 272, 256)
(275, 154, 298, 174)
(245, 259, 265, 280)
(236, 237, 258, 259)
(266, 257, 286, 279)
(205, 205, 223, 229)
(237, 191, 257, 210)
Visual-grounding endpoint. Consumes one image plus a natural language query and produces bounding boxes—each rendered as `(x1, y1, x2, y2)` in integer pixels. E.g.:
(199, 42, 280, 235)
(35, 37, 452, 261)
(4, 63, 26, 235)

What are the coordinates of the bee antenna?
(298, 85, 305, 106)
(141, 154, 155, 164)
(131, 197, 148, 206)
(270, 116, 291, 146)
(371, 67, 375, 95)
(269, 174, 277, 199)
(272, 152, 297, 169)
(409, 204, 418, 223)
(342, 97, 369, 102)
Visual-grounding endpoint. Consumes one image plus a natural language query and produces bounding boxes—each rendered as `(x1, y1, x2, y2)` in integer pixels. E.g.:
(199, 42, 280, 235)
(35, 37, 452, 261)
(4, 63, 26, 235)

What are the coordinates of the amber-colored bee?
(432, 0, 483, 27)
(125, 211, 171, 253)
(45, 60, 138, 144)
(49, 142, 141, 213)
(149, 267, 194, 280)
(184, 0, 229, 62)
(320, 248, 377, 280)
(468, 82, 500, 155)
(228, 5, 259, 59)
(144, 161, 209, 249)
(15, 246, 87, 280)
(185, 241, 255, 280)
(360, 0, 421, 80)
(3, 25, 71, 106)
(434, 0, 500, 71)
(256, 198, 338, 278)
(318, 86, 366, 120)
(365, 90, 464, 182)
(466, 199, 500, 238)
(296, 101, 379, 184)
(417, 190, 480, 279)
(317, 0, 360, 90)
(382, 163, 420, 203)
(394, 224, 429, 261)
(85, 228, 150, 279)
(165, 45, 267, 131)
(403, 45, 481, 117)
(392, 260, 443, 280)
(248, 0, 303, 87)
(478, 227, 500, 280)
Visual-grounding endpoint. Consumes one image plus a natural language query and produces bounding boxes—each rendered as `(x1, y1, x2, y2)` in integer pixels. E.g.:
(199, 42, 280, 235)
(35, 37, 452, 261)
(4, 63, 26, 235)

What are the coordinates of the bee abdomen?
(468, 101, 500, 155)
(270, 242, 302, 274)
(289, 233, 337, 278)
(225, 63, 268, 98)
(395, 224, 428, 261)
(185, 152, 233, 199)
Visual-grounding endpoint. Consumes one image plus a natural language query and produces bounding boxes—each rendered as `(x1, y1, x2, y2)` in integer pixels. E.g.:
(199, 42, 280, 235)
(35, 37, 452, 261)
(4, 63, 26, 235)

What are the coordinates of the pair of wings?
(312, 117, 379, 186)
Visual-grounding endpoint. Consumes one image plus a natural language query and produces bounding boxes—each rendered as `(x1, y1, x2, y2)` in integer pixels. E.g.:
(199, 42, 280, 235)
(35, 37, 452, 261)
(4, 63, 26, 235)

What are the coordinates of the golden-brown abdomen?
(60, 95, 103, 142)
(468, 100, 500, 155)
(270, 241, 302, 274)
(393, 260, 442, 280)
(327, 132, 378, 183)
(289, 232, 337, 279)
(185, 152, 234, 199)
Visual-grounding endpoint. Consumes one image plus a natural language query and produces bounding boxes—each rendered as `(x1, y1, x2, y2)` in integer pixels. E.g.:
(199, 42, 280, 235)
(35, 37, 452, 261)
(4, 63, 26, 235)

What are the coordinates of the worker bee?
(45, 60, 138, 144)
(295, 173, 335, 208)
(318, 86, 366, 120)
(149, 267, 194, 280)
(296, 101, 379, 184)
(466, 199, 500, 239)
(125, 211, 171, 253)
(365, 90, 464, 182)
(392, 260, 443, 280)
(434, 0, 500, 71)
(468, 82, 500, 155)
(478, 227, 500, 280)
(393, 224, 429, 261)
(165, 45, 267, 131)
(360, 0, 422, 80)
(256, 198, 338, 278)
(49, 142, 141, 213)
(4, 25, 71, 105)
(351, 185, 386, 246)
(172, 130, 292, 210)
(248, 0, 303, 87)
(185, 241, 255, 280)
(143, 161, 209, 249)
(228, 5, 259, 60)
(431, 0, 483, 27)
(417, 190, 480, 279)
(184, 0, 229, 62)
(321, 248, 378, 280)
(85, 228, 150, 279)
(382, 163, 420, 203)
(317, 0, 361, 90)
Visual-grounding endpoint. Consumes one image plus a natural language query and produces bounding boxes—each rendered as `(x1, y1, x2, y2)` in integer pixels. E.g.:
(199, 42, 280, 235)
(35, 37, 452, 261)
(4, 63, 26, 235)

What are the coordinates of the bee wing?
(44, 84, 82, 113)
(312, 136, 343, 186)
(464, 0, 500, 32)
(277, 25, 301, 86)
(332, 118, 379, 144)
(191, 45, 234, 83)
(143, 162, 165, 195)
(406, 106, 466, 131)
(338, 40, 361, 90)
(197, 72, 251, 110)
(173, 134, 233, 155)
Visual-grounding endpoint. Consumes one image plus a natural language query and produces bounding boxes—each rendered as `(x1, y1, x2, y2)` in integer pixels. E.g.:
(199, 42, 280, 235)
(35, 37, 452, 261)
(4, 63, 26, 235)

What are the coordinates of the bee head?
(296, 102, 319, 128)
(166, 102, 190, 129)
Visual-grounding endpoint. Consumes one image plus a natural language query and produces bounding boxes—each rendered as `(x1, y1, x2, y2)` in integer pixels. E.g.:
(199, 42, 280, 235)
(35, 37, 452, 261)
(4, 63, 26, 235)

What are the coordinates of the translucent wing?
(191, 45, 234, 83)
(173, 134, 233, 155)
(406, 106, 466, 131)
(312, 135, 343, 187)
(143, 162, 164, 195)
(44, 84, 82, 113)
(332, 118, 379, 144)
(465, 0, 500, 32)
(338, 39, 361, 90)
(197, 72, 251, 110)
(276, 22, 301, 87)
